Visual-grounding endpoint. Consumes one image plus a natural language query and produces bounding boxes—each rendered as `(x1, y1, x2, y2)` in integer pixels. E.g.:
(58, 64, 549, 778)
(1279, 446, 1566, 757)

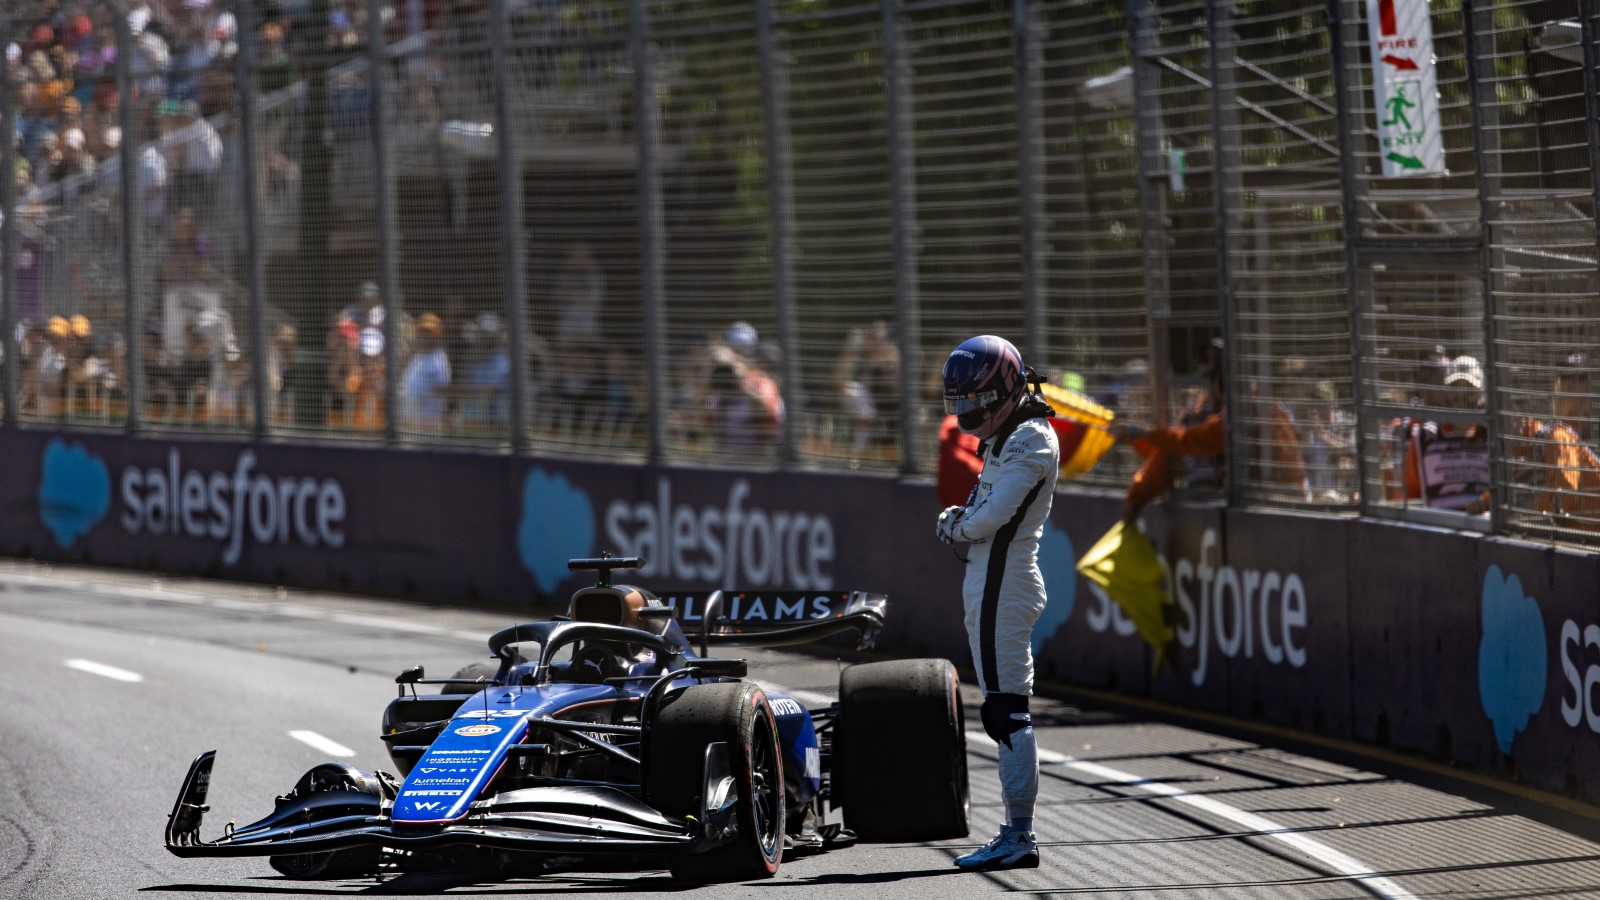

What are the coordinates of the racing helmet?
(942, 335, 1026, 440)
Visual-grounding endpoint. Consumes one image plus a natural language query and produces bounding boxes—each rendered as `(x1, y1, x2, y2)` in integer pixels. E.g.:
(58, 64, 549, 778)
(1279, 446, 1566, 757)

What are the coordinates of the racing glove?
(936, 506, 968, 545)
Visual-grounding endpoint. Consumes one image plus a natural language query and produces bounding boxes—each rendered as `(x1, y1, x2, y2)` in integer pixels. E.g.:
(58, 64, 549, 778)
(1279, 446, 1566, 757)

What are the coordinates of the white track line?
(969, 731, 1415, 900)
(64, 658, 144, 682)
(1071, 760, 1415, 899)
(288, 730, 356, 757)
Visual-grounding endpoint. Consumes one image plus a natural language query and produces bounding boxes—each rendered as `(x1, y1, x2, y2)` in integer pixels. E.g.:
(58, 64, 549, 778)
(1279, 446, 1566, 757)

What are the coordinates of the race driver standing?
(935, 334, 1059, 871)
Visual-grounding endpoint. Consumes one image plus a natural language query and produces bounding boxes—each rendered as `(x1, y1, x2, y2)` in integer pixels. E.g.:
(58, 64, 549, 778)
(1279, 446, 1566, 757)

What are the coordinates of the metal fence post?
(236, 0, 270, 438)
(369, 0, 401, 443)
(633, 0, 668, 465)
(1014, 0, 1046, 367)
(1461, 0, 1504, 533)
(758, 0, 800, 468)
(883, 0, 923, 476)
(1327, 0, 1370, 513)
(1205, 0, 1242, 505)
(1128, 0, 1171, 430)
(492, 0, 530, 453)
(115, 7, 143, 434)
(1579, 0, 1600, 281)
(0, 36, 16, 428)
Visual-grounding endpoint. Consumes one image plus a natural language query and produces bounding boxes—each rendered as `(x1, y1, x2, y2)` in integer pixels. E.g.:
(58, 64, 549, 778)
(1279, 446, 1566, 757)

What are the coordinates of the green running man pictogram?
(1383, 85, 1416, 131)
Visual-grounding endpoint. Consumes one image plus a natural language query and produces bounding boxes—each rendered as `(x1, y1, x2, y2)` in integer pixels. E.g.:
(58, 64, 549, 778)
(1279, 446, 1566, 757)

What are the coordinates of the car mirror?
(395, 665, 424, 684)
(692, 658, 747, 678)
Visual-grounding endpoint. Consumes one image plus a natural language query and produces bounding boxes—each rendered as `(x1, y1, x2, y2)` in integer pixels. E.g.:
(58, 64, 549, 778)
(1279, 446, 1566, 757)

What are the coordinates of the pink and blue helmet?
(942, 335, 1025, 440)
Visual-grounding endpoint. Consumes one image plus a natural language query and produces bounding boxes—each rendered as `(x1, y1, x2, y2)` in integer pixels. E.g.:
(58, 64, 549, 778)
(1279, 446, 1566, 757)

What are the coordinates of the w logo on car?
(412, 801, 444, 812)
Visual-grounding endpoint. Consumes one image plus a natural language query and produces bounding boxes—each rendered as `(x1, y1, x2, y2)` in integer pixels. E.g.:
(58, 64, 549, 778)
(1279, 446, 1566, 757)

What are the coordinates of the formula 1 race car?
(165, 556, 969, 882)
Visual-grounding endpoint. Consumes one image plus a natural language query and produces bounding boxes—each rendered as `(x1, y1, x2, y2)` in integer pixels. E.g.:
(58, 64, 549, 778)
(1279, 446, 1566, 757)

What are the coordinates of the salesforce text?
(120, 449, 346, 565)
(1084, 527, 1309, 686)
(605, 479, 835, 590)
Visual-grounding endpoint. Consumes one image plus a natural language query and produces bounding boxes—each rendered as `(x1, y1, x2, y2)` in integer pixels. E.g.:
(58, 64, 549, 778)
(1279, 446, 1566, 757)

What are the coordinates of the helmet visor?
(944, 388, 1000, 416)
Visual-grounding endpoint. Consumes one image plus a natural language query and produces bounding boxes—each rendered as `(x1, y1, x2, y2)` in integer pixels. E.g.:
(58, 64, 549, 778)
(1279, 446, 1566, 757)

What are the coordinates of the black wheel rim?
(749, 715, 781, 859)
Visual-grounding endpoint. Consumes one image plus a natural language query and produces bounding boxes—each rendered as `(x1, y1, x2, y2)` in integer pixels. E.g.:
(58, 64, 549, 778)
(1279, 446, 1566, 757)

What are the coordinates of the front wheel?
(645, 682, 785, 883)
(834, 658, 969, 841)
(268, 764, 388, 879)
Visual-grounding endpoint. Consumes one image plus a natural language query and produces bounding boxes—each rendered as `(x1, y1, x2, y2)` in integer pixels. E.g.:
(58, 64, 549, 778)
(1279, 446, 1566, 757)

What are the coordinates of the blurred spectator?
(170, 321, 213, 421)
(1111, 340, 1229, 524)
(130, 20, 170, 99)
(31, 316, 71, 410)
(402, 311, 451, 431)
(1387, 353, 1490, 513)
(1305, 380, 1357, 501)
(159, 206, 215, 360)
(159, 99, 222, 218)
(834, 321, 900, 454)
(355, 318, 386, 428)
(257, 22, 298, 94)
(326, 310, 361, 420)
(1251, 358, 1313, 502)
(191, 306, 241, 419)
(64, 314, 96, 413)
(463, 312, 511, 429)
(138, 120, 170, 228)
(1512, 354, 1600, 529)
(342, 280, 385, 330)
(705, 321, 784, 455)
(551, 243, 606, 403)
(268, 322, 297, 422)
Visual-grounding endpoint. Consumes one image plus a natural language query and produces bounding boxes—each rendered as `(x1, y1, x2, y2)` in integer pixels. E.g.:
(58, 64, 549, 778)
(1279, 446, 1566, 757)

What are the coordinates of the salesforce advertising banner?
(7, 429, 1600, 804)
(18, 431, 515, 601)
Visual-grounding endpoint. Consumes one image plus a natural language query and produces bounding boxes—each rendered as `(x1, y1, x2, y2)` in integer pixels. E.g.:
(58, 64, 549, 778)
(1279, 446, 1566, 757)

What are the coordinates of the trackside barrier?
(5, 427, 1598, 806)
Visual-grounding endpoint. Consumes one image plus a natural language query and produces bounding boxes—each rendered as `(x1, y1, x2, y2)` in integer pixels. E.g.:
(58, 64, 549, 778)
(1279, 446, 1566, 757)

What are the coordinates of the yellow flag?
(1038, 383, 1116, 480)
(1076, 521, 1175, 669)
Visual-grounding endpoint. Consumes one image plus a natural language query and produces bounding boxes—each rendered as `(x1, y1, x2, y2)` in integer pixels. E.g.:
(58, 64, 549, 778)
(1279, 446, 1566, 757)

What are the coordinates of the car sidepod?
(766, 693, 820, 807)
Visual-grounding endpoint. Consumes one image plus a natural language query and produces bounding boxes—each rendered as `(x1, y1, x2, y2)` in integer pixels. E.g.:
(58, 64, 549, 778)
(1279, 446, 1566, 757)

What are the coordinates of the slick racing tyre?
(645, 682, 784, 883)
(268, 764, 389, 879)
(834, 658, 969, 841)
(442, 660, 500, 695)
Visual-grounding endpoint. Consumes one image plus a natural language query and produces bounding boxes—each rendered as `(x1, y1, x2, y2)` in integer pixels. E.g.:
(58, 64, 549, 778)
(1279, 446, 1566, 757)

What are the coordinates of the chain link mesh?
(9, 0, 1600, 548)
(778, 1, 899, 471)
(1225, 0, 1349, 507)
(1038, 0, 1149, 490)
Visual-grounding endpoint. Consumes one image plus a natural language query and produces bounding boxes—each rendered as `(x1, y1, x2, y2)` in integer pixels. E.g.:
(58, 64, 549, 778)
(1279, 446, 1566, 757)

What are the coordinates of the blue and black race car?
(165, 556, 969, 882)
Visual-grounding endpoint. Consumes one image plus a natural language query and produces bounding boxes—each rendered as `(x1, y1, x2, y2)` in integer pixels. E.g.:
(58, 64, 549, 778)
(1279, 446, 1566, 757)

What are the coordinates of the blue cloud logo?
(38, 438, 111, 548)
(517, 467, 595, 593)
(1032, 522, 1077, 655)
(1478, 564, 1547, 754)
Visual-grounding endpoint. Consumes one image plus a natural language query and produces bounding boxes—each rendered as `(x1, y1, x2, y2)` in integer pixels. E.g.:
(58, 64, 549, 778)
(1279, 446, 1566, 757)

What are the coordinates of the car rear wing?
(661, 590, 887, 657)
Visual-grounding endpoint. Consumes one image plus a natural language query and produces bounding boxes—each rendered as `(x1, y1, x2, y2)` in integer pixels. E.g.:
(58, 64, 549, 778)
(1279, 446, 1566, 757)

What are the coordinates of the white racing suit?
(945, 402, 1059, 826)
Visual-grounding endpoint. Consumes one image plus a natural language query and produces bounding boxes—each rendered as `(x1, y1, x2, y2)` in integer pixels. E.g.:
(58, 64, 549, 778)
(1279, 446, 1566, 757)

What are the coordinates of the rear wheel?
(834, 659, 969, 841)
(645, 682, 784, 883)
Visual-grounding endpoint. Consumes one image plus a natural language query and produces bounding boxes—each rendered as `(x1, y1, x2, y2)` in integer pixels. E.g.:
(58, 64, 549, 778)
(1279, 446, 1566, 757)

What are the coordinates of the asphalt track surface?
(4, 563, 1600, 899)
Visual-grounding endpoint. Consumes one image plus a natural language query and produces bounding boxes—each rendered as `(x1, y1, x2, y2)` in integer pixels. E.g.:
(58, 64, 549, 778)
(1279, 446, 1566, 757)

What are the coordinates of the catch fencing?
(4, 0, 1600, 546)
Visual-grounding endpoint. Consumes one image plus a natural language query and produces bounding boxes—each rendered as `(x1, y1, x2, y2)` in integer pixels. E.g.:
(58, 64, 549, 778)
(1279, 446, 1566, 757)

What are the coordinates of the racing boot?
(953, 825, 1039, 871)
